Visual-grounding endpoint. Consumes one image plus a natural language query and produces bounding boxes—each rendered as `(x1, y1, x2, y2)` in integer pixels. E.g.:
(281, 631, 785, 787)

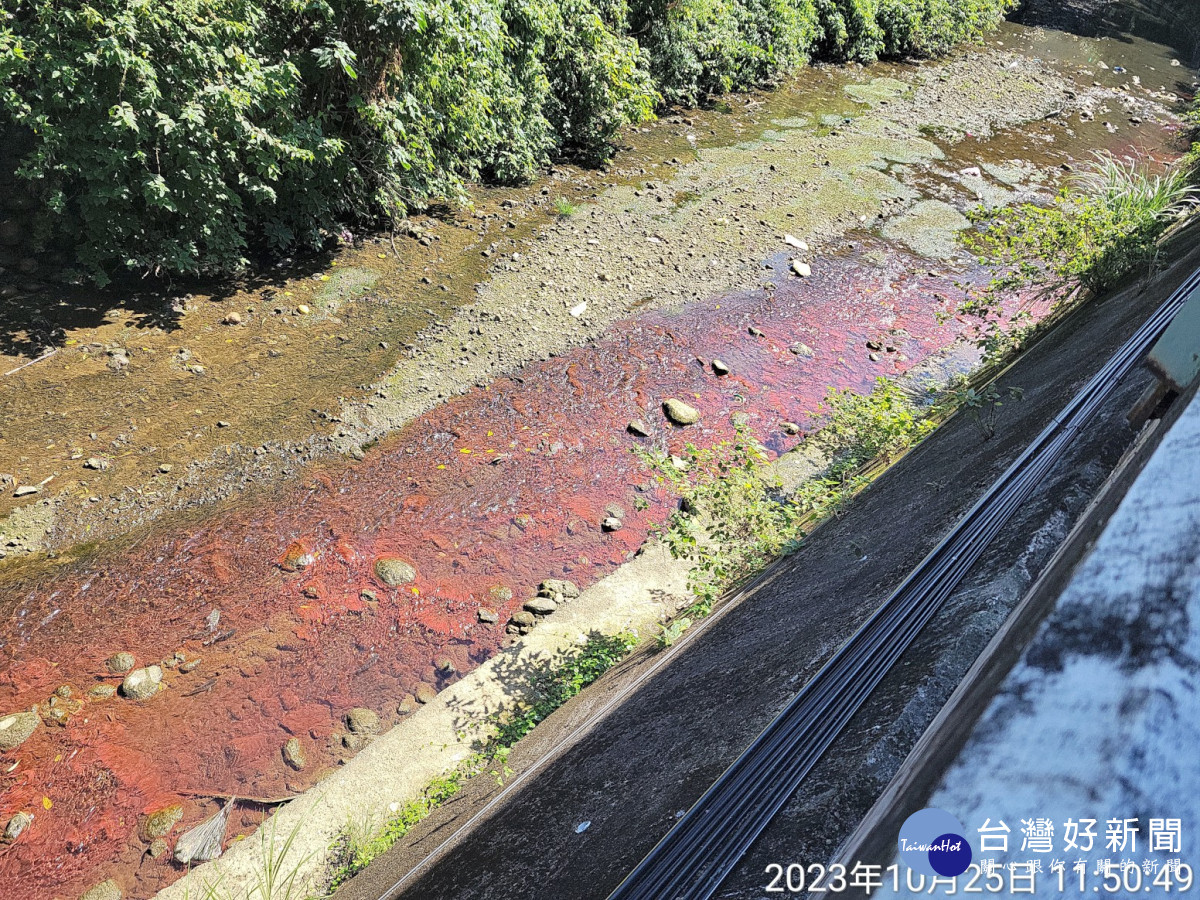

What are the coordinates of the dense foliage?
(642, 382, 932, 620)
(965, 151, 1199, 301)
(0, 0, 1015, 282)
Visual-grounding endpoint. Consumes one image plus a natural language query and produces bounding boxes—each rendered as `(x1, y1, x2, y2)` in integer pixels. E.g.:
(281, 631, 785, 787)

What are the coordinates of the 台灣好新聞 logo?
(898, 808, 973, 878)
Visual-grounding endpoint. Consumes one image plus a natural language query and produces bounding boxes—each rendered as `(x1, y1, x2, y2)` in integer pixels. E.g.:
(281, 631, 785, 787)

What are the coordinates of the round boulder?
(120, 666, 163, 701)
(283, 737, 307, 771)
(80, 881, 122, 900)
(345, 707, 380, 735)
(524, 596, 559, 616)
(140, 805, 183, 842)
(662, 399, 700, 426)
(414, 683, 438, 704)
(374, 557, 416, 587)
(0, 711, 39, 752)
(105, 652, 136, 674)
(3, 811, 32, 843)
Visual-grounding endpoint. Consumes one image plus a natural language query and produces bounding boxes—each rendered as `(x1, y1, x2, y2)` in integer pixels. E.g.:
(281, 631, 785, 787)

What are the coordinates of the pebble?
(397, 694, 417, 715)
(791, 260, 812, 278)
(601, 516, 623, 532)
(374, 556, 416, 586)
(140, 805, 183, 842)
(84, 457, 111, 471)
(477, 608, 499, 624)
(711, 359, 730, 376)
(0, 711, 40, 751)
(789, 343, 814, 357)
(414, 683, 438, 704)
(88, 684, 117, 700)
(296, 304, 310, 315)
(783, 234, 809, 251)
(106, 652, 136, 674)
(345, 707, 380, 734)
(3, 811, 32, 843)
(539, 579, 580, 599)
(524, 596, 559, 616)
(781, 422, 801, 436)
(80, 880, 122, 900)
(662, 398, 700, 426)
(627, 419, 651, 437)
(283, 737, 307, 770)
(13, 485, 38, 497)
(222, 312, 242, 326)
(120, 665, 163, 701)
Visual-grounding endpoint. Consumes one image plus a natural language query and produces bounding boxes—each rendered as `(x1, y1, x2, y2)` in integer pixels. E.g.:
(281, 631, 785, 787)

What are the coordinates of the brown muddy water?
(0, 11, 1196, 900)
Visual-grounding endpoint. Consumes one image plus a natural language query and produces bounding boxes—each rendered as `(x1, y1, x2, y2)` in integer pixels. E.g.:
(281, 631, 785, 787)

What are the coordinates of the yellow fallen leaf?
(53, 753, 62, 763)
(42, 797, 52, 810)
(459, 448, 471, 454)
(411, 587, 420, 595)
(486, 431, 493, 437)
(378, 253, 388, 259)
(437, 464, 446, 469)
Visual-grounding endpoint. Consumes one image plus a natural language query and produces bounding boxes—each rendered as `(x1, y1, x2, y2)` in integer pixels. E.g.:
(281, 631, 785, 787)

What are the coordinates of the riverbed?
(0, 12, 1195, 900)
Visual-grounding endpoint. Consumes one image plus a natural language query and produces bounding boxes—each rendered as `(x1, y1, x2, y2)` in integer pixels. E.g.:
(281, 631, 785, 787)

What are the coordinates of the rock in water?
(0, 711, 39, 751)
(345, 708, 380, 734)
(524, 596, 559, 616)
(106, 652, 136, 674)
(374, 556, 416, 586)
(121, 666, 163, 701)
(3, 811, 32, 843)
(283, 737, 307, 771)
(662, 399, 700, 426)
(140, 805, 183, 842)
(80, 880, 122, 900)
(539, 579, 580, 599)
(175, 799, 233, 865)
(414, 683, 437, 704)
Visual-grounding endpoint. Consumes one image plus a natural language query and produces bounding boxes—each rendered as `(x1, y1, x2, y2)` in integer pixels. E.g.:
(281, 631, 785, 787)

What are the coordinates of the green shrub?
(640, 423, 808, 615)
(965, 151, 1199, 302)
(640, 380, 933, 620)
(876, 0, 1016, 57)
(629, 0, 819, 107)
(0, 0, 1015, 282)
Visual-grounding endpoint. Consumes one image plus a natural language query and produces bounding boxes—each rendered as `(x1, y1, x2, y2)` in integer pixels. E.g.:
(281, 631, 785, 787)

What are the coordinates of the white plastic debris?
(174, 798, 234, 865)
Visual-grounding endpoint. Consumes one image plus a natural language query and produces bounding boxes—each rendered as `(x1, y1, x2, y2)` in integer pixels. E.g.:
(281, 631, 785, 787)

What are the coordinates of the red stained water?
(0, 243, 1036, 897)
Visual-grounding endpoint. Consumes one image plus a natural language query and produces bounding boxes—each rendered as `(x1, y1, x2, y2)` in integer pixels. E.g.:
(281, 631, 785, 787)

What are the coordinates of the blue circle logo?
(898, 808, 973, 878)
